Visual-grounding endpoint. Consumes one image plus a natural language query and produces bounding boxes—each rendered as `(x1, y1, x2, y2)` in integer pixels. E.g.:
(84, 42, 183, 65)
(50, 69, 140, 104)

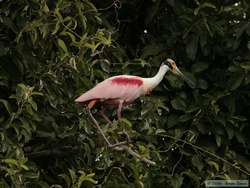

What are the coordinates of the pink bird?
(75, 58, 186, 119)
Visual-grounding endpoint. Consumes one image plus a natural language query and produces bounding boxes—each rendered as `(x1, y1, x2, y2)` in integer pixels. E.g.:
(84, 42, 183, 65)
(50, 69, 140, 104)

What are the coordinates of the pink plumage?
(111, 77, 143, 86)
(75, 59, 181, 118)
(75, 75, 144, 107)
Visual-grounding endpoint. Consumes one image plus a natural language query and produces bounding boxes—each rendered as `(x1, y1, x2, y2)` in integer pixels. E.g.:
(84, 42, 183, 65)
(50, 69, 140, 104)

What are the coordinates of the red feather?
(111, 77, 143, 86)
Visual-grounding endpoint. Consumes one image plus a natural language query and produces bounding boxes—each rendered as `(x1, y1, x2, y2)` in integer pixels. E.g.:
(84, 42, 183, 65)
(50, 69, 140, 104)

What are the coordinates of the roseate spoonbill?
(75, 58, 187, 118)
(75, 58, 190, 155)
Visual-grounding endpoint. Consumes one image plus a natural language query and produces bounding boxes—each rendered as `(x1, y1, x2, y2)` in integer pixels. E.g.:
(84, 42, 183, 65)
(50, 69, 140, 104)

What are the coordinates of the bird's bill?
(172, 66, 185, 78)
(172, 66, 195, 86)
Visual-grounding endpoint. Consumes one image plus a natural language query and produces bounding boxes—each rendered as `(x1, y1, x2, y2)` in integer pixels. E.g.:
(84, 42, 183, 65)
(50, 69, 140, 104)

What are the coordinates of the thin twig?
(113, 145, 156, 166)
(171, 153, 183, 176)
(158, 134, 250, 176)
(88, 108, 112, 146)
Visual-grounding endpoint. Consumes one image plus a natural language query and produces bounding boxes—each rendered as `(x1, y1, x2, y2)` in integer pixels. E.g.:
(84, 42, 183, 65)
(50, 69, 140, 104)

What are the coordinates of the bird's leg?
(117, 101, 132, 143)
(88, 108, 127, 148)
(100, 108, 131, 145)
(100, 107, 131, 142)
(117, 100, 124, 119)
(100, 107, 112, 124)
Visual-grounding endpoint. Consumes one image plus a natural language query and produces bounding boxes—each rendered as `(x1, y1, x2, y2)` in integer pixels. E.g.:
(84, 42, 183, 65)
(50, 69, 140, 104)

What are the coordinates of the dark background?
(0, 0, 249, 187)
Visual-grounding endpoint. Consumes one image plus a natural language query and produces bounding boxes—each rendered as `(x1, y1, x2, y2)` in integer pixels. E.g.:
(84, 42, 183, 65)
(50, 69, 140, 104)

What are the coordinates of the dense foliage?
(0, 0, 249, 187)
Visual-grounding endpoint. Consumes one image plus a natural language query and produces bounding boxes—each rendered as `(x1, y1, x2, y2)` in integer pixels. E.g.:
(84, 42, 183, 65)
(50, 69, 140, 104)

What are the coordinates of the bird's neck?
(143, 65, 169, 92)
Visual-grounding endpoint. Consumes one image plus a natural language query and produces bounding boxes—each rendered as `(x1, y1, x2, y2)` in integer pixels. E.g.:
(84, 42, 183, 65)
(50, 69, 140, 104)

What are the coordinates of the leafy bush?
(0, 0, 249, 187)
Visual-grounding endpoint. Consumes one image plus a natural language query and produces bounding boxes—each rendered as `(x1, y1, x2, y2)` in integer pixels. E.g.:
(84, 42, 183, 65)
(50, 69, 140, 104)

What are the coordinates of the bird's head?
(162, 58, 194, 86)
(163, 58, 182, 76)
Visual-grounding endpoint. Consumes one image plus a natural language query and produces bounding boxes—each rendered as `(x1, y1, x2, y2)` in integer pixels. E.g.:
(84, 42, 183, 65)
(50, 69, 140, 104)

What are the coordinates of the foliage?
(0, 0, 250, 187)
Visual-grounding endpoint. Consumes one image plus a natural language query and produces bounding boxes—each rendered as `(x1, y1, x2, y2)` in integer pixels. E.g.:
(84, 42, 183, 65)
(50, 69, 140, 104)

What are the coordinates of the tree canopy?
(0, 0, 249, 187)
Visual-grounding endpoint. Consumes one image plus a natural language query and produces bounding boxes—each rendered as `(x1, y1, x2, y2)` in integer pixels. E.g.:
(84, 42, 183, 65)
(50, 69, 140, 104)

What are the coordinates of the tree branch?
(113, 145, 156, 166)
(88, 108, 156, 166)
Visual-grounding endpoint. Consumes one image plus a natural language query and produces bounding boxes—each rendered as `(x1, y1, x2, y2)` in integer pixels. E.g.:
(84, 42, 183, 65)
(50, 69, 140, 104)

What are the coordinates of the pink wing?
(75, 76, 143, 103)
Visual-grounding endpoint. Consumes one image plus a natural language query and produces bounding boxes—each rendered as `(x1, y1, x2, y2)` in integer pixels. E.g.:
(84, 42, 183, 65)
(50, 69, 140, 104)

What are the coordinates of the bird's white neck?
(143, 65, 169, 92)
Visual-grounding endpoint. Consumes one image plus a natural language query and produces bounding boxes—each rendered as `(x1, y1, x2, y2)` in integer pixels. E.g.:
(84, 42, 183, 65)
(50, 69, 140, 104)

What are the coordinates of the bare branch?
(113, 145, 156, 166)
(88, 108, 156, 166)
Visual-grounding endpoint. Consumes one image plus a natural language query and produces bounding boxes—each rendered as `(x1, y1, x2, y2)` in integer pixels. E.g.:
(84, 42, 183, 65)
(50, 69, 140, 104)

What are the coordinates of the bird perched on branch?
(75, 58, 188, 119)
(75, 58, 191, 165)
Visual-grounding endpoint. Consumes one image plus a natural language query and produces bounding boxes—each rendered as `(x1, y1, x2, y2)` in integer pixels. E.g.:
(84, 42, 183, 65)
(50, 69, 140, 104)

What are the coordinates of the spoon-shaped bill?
(173, 67, 195, 87)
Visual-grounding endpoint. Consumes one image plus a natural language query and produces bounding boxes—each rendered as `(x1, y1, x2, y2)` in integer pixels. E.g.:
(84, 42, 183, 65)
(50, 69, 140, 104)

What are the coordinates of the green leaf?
(186, 105, 199, 113)
(2, 159, 18, 166)
(166, 74, 184, 88)
(167, 114, 179, 128)
(228, 73, 244, 90)
(208, 161, 219, 172)
(225, 126, 234, 140)
(181, 170, 200, 185)
(119, 118, 132, 128)
(26, 105, 35, 116)
(240, 61, 250, 70)
(17, 83, 29, 92)
(52, 22, 61, 35)
(78, 171, 97, 187)
(178, 114, 192, 122)
(155, 128, 166, 134)
(58, 174, 71, 188)
(191, 155, 204, 171)
(0, 99, 12, 114)
(141, 43, 164, 58)
(232, 115, 247, 122)
(191, 62, 209, 73)
(0, 47, 9, 56)
(171, 98, 187, 111)
(182, 71, 196, 88)
(36, 181, 50, 188)
(57, 39, 69, 54)
(186, 34, 199, 60)
(197, 79, 208, 89)
(95, 16, 102, 24)
(28, 98, 38, 111)
(32, 91, 43, 96)
(68, 169, 76, 183)
(196, 123, 208, 134)
(170, 174, 184, 188)
(42, 2, 50, 13)
(61, 31, 77, 45)
(100, 60, 110, 73)
(215, 135, 222, 147)
(235, 132, 245, 144)
(195, 2, 216, 16)
(247, 41, 250, 50)
(20, 164, 29, 170)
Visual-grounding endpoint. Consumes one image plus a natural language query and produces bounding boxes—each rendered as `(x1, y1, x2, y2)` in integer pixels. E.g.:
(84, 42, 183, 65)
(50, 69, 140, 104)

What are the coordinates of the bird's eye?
(169, 63, 173, 69)
(165, 62, 171, 68)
